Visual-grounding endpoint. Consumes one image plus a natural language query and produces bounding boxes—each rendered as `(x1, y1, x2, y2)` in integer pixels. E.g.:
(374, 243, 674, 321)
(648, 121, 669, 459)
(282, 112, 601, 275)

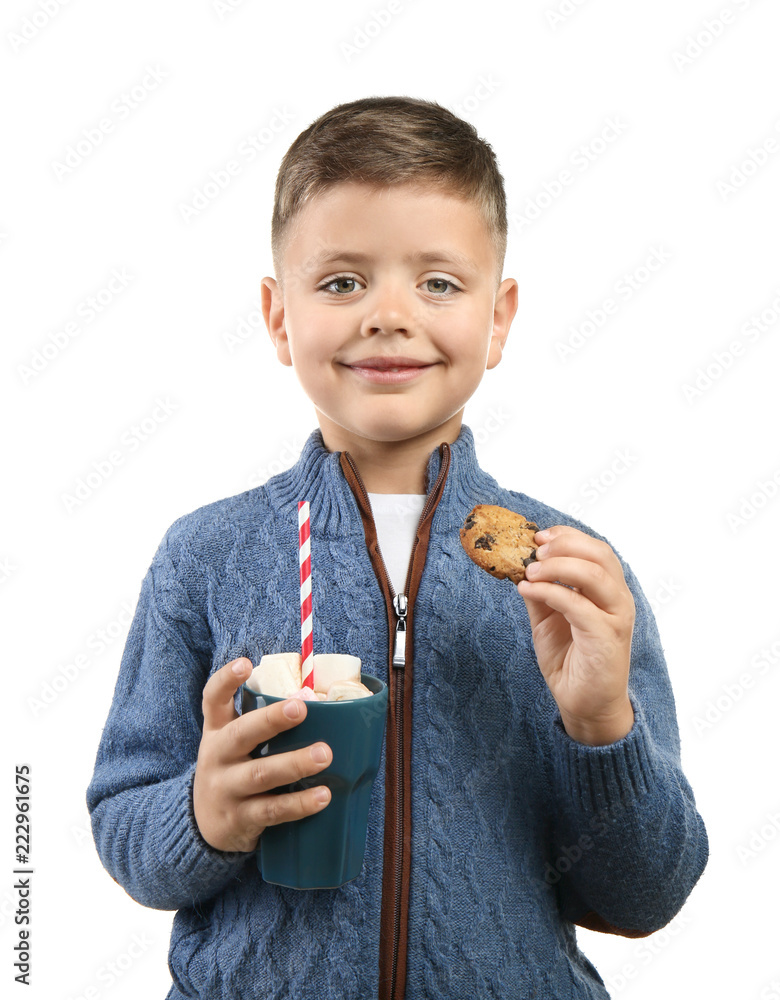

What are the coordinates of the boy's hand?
(193, 658, 333, 854)
(517, 526, 635, 746)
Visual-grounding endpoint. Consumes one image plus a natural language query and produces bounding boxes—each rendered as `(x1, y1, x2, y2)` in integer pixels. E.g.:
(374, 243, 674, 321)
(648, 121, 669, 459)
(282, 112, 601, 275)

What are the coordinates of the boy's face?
(261, 181, 517, 458)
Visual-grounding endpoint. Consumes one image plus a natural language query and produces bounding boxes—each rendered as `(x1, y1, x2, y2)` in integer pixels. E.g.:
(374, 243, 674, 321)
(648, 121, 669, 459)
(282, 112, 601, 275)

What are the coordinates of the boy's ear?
(486, 277, 518, 370)
(261, 276, 293, 367)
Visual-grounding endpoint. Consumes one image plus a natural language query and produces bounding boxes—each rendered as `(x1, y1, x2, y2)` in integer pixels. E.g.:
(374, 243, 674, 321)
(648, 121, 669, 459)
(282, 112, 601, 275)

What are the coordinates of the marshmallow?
(288, 685, 320, 702)
(247, 652, 302, 698)
(313, 653, 361, 694)
(326, 680, 373, 702)
(246, 651, 372, 702)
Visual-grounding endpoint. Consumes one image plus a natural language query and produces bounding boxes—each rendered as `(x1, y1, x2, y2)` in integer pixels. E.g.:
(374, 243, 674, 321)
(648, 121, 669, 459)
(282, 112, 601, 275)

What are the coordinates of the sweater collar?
(264, 424, 499, 537)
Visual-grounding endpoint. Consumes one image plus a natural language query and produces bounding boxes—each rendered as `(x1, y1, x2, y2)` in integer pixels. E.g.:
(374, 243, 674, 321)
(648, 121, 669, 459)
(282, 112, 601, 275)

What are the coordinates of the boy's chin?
(317, 410, 464, 452)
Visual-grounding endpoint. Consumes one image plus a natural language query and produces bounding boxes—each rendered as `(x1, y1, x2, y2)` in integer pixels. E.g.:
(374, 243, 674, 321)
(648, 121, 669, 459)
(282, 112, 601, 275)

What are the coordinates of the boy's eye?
(425, 277, 459, 295)
(319, 276, 360, 295)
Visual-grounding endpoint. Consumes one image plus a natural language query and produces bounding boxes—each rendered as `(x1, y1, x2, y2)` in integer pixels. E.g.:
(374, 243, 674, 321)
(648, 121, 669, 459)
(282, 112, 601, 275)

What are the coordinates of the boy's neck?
(317, 413, 462, 494)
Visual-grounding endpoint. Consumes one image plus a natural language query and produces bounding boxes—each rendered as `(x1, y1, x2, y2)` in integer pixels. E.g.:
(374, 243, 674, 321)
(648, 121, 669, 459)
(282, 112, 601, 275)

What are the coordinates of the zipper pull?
(392, 593, 408, 668)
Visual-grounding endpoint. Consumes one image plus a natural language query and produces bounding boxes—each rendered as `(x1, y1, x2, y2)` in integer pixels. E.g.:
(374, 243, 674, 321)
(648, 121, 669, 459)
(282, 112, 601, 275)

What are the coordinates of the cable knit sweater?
(87, 425, 708, 999)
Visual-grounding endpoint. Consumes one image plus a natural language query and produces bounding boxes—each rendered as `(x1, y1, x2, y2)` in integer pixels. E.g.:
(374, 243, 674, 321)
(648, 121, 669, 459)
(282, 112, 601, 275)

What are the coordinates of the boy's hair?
(271, 95, 508, 290)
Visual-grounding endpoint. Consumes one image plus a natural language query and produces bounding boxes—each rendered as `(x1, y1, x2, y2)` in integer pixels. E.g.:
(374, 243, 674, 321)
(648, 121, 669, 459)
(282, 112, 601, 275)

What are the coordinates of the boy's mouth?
(342, 355, 436, 385)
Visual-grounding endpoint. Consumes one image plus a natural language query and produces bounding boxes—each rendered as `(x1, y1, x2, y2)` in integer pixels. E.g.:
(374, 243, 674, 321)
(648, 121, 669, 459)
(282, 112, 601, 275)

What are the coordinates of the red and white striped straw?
(298, 501, 314, 688)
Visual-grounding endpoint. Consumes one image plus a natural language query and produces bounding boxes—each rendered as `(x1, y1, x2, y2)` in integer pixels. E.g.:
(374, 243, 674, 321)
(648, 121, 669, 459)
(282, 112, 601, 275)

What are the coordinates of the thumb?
(202, 657, 253, 733)
(517, 581, 553, 629)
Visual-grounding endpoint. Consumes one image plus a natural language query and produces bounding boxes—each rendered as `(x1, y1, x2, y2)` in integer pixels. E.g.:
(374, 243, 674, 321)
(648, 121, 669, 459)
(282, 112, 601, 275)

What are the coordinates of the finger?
(535, 526, 623, 574)
(226, 740, 333, 801)
(524, 556, 624, 614)
(201, 657, 253, 733)
(227, 697, 312, 760)
(242, 783, 332, 833)
(517, 577, 597, 626)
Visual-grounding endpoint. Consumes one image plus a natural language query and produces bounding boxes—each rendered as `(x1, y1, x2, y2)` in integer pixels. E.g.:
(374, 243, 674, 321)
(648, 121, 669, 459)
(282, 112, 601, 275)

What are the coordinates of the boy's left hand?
(517, 525, 635, 746)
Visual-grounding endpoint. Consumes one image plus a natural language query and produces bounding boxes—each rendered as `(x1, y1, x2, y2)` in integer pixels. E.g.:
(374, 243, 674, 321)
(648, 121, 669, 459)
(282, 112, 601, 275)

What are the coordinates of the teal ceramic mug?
(241, 674, 388, 889)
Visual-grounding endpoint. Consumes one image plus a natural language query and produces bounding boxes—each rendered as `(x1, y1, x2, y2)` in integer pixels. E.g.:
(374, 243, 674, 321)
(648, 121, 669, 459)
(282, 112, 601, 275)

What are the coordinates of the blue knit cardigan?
(87, 425, 708, 999)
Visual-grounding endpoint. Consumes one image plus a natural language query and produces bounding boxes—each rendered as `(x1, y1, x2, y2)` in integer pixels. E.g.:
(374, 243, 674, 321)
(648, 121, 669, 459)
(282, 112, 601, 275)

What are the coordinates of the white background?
(2, 1, 779, 997)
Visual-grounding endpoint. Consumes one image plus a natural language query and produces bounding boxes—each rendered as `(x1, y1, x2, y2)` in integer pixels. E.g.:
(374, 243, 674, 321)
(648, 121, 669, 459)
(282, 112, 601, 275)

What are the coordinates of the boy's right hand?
(193, 657, 333, 854)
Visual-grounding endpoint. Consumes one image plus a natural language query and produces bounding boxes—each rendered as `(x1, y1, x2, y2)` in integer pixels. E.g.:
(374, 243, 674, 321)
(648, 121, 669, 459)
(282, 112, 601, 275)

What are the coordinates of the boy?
(87, 96, 708, 999)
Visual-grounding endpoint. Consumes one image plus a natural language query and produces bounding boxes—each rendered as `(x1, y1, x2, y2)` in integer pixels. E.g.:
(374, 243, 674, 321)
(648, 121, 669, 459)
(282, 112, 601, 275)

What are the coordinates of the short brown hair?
(270, 95, 507, 289)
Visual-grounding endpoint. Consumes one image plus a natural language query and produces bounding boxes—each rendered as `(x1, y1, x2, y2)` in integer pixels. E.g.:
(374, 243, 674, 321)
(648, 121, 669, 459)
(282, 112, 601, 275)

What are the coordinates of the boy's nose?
(359, 284, 421, 338)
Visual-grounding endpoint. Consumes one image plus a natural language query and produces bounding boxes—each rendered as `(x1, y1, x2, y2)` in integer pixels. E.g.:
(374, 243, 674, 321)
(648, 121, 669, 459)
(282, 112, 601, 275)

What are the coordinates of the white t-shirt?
(368, 493, 427, 596)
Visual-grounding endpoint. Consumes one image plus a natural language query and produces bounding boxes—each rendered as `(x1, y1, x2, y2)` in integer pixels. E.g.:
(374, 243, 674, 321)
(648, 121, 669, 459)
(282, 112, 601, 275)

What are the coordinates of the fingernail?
(312, 744, 327, 763)
(535, 529, 550, 541)
(231, 659, 248, 675)
(315, 787, 330, 803)
(283, 700, 300, 719)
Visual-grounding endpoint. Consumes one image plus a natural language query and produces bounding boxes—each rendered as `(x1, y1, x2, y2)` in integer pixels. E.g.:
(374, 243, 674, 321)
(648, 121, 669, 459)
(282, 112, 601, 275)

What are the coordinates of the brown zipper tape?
(339, 446, 451, 1000)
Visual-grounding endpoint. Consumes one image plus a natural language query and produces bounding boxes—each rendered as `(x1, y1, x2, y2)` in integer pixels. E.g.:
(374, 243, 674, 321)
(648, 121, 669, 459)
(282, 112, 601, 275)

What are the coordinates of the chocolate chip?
(474, 533, 495, 551)
(463, 514, 477, 530)
(523, 550, 537, 567)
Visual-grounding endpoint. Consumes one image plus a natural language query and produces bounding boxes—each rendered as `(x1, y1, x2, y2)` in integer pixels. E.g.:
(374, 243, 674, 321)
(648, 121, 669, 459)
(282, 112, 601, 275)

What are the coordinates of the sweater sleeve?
(543, 558, 708, 936)
(86, 528, 253, 910)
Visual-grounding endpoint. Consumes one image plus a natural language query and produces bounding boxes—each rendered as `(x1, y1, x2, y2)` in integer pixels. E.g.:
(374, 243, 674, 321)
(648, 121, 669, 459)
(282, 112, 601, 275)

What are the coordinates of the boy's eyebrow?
(307, 249, 479, 272)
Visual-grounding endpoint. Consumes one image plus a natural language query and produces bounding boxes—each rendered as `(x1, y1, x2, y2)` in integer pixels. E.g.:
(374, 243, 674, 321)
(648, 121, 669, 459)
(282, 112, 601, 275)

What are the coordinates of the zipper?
(388, 591, 406, 997)
(340, 445, 451, 1000)
(392, 594, 407, 668)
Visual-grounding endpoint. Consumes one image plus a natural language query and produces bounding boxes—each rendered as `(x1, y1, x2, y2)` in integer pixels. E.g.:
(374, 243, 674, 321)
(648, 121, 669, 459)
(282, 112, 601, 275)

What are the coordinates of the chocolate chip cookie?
(460, 505, 540, 584)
